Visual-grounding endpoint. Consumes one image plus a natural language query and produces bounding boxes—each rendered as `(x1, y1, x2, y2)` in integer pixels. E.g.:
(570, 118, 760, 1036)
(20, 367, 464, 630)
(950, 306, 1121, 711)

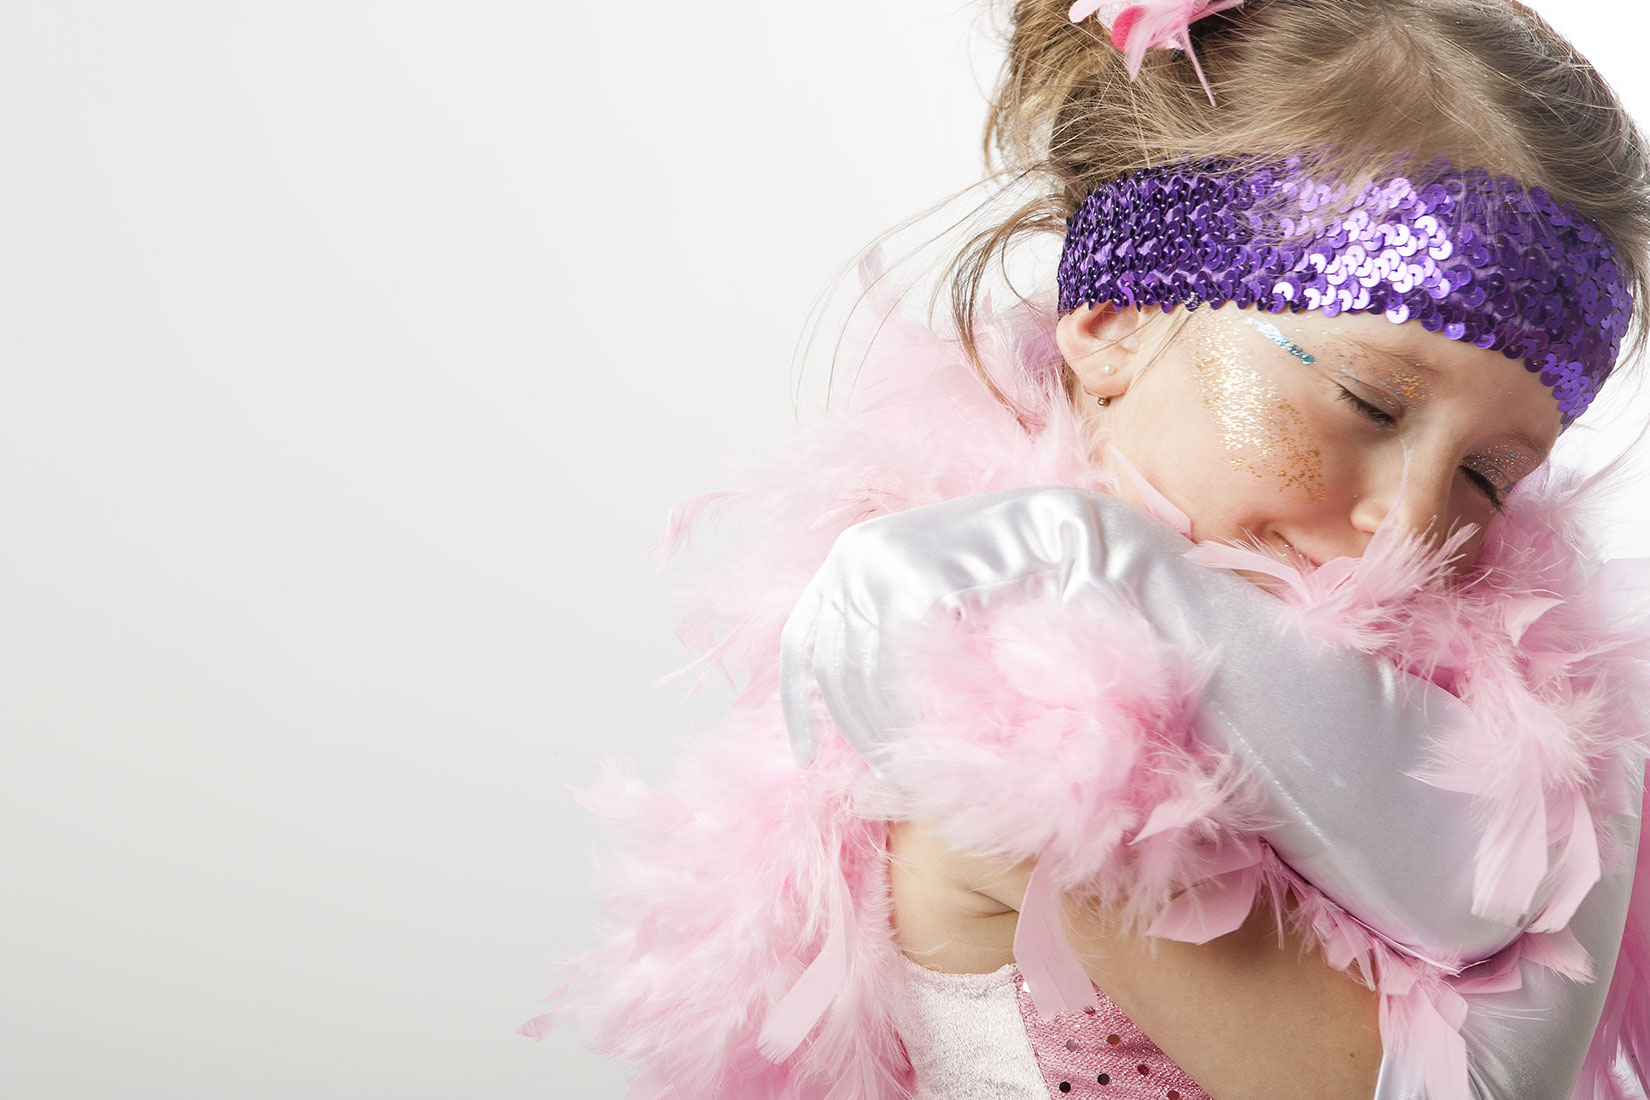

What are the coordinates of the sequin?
(1056, 159, 1630, 423)
(1243, 316, 1316, 363)
(1016, 972, 1209, 1099)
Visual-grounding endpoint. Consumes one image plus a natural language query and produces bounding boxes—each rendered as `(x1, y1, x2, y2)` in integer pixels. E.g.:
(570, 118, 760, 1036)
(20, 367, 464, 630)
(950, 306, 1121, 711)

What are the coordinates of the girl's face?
(1058, 304, 1563, 572)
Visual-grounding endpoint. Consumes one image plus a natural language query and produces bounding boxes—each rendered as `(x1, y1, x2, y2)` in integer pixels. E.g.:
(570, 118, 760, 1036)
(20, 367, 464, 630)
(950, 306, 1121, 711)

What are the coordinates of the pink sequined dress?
(892, 954, 1211, 1100)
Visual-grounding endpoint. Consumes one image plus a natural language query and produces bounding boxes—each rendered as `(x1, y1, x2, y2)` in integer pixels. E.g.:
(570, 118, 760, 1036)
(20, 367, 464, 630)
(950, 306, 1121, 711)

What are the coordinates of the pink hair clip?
(1068, 0, 1245, 105)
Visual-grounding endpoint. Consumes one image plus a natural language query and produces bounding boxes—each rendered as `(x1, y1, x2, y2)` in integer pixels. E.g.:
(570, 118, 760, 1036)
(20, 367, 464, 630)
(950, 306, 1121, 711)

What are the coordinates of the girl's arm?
(1372, 802, 1640, 1100)
(890, 810, 1640, 1100)
(783, 485, 1525, 963)
(788, 485, 1641, 1098)
(889, 816, 1383, 1100)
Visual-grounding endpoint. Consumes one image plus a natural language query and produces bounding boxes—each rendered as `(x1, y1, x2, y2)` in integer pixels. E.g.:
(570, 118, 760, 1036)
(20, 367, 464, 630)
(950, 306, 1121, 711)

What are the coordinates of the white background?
(2, 3, 1647, 1098)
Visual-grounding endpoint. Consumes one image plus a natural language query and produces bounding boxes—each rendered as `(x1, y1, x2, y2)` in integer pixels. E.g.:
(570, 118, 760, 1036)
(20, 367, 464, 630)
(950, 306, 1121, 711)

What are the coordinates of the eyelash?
(1336, 385, 1395, 426)
(1335, 387, 1506, 511)
(1465, 467, 1507, 512)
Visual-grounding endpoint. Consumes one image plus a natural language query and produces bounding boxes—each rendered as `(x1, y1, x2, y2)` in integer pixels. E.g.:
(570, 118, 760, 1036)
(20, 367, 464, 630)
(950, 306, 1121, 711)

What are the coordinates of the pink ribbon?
(1014, 860, 1100, 1018)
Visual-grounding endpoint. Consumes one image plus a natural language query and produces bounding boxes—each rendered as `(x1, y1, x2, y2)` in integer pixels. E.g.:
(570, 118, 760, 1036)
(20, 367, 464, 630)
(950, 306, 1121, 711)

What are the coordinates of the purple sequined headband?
(1056, 160, 1631, 421)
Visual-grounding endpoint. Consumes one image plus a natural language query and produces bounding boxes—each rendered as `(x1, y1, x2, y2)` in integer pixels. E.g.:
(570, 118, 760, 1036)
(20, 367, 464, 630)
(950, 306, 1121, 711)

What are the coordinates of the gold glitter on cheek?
(1193, 322, 1326, 503)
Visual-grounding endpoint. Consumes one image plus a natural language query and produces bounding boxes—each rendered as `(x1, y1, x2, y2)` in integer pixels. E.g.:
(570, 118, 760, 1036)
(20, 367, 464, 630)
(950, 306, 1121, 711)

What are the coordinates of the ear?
(1055, 303, 1148, 400)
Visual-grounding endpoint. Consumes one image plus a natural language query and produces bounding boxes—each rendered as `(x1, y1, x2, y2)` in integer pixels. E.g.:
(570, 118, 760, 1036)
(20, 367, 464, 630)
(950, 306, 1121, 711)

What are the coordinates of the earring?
(1100, 364, 1117, 375)
(1096, 395, 1111, 407)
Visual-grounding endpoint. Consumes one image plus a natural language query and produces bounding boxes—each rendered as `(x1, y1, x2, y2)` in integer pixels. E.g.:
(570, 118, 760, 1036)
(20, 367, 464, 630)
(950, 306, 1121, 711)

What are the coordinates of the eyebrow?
(1282, 326, 1446, 396)
(1502, 429, 1549, 464)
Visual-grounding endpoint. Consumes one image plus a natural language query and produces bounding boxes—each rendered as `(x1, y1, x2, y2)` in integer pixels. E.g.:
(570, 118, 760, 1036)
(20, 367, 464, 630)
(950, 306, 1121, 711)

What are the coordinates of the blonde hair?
(947, 0, 1650, 379)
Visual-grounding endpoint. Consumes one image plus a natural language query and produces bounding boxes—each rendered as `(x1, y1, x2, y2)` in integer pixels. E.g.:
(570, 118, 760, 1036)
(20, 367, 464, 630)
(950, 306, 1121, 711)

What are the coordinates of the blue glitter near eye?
(1242, 316, 1317, 363)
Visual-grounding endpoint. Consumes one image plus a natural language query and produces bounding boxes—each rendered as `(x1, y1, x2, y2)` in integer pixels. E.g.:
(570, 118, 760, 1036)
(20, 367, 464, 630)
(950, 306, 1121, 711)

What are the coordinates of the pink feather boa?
(526, 293, 1650, 1100)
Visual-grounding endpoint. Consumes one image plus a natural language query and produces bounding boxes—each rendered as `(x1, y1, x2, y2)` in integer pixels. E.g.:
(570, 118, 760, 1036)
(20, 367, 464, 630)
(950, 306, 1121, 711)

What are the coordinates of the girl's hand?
(781, 485, 1525, 963)
(784, 485, 1641, 1098)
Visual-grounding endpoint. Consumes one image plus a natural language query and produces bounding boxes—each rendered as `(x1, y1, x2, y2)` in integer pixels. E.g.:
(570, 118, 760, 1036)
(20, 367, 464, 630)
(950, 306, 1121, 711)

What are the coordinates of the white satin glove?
(781, 485, 1523, 963)
(779, 486, 1639, 1098)
(1372, 830, 1636, 1099)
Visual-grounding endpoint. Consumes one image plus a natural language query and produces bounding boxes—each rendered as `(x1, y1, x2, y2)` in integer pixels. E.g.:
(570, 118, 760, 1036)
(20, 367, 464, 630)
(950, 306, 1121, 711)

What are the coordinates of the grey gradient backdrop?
(3, 3, 1648, 1098)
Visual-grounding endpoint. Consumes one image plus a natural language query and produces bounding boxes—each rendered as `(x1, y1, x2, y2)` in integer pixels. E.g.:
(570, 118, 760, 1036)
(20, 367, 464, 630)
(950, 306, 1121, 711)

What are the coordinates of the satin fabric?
(779, 485, 1638, 1098)
(1374, 829, 1636, 1098)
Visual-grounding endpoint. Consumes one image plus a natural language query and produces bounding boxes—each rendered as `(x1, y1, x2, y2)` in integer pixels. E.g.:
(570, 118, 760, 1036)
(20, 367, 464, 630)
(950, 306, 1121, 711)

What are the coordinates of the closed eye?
(1462, 467, 1506, 511)
(1336, 386, 1396, 426)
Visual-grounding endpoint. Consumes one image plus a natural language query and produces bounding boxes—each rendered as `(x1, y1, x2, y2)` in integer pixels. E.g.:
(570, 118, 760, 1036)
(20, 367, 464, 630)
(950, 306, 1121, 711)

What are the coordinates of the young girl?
(528, 2, 1650, 1097)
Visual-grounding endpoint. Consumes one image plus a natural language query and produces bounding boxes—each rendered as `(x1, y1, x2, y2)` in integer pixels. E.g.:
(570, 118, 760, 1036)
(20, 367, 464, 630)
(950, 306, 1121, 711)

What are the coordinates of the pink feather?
(1068, 1, 1247, 104)
(1145, 862, 1261, 944)
(1472, 766, 1551, 923)
(1505, 593, 1565, 645)
(1530, 791, 1603, 934)
(533, 276, 1650, 1099)
(1106, 443, 1192, 537)
(1520, 927, 1595, 983)
(1577, 775, 1650, 1099)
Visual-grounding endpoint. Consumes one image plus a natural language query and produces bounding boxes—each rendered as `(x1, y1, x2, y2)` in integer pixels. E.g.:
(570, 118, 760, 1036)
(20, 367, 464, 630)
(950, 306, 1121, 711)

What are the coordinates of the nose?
(1349, 452, 1458, 552)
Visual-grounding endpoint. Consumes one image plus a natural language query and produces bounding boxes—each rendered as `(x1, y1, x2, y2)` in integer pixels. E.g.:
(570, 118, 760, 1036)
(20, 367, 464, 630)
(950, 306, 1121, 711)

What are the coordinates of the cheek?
(1447, 485, 1498, 563)
(1193, 325, 1326, 503)
(1439, 515, 1489, 578)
